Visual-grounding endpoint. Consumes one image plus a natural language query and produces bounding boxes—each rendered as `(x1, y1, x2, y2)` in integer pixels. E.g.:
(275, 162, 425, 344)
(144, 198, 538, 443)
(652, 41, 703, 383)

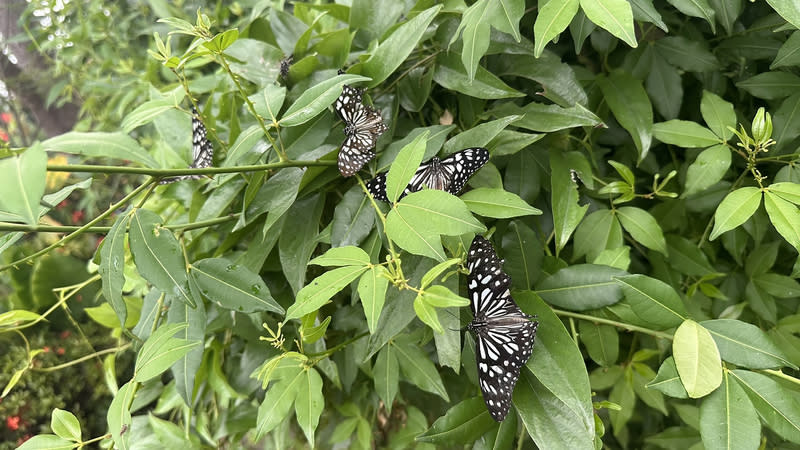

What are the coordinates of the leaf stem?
(551, 308, 674, 340)
(0, 213, 240, 233)
(46, 159, 336, 175)
(306, 331, 370, 359)
(761, 368, 800, 386)
(32, 343, 132, 372)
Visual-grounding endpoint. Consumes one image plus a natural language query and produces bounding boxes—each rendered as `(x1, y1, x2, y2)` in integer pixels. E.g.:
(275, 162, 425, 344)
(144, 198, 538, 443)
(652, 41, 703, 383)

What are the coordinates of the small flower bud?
(751, 107, 772, 145)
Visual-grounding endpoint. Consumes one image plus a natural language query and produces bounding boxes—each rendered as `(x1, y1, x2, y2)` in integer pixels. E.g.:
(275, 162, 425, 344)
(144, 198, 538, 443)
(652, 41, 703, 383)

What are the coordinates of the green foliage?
(3, 1, 800, 449)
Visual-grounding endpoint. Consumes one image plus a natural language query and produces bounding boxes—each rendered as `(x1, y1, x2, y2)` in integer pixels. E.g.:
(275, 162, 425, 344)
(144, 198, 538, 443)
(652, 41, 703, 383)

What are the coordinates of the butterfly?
(364, 147, 489, 202)
(335, 85, 388, 177)
(279, 55, 293, 79)
(159, 107, 214, 184)
(466, 235, 538, 421)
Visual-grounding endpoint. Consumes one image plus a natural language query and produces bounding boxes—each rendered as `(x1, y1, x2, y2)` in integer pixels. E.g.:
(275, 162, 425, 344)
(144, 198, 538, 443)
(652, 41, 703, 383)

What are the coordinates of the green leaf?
(580, 0, 637, 48)
(98, 213, 130, 328)
(279, 193, 324, 295)
(249, 84, 287, 124)
(699, 371, 760, 450)
(358, 265, 389, 334)
(385, 132, 429, 203)
(461, 188, 541, 218)
(537, 264, 627, 311)
(0, 146, 46, 225)
(631, 0, 668, 31)
(51, 409, 81, 442)
(736, 71, 800, 100)
(551, 151, 589, 253)
(597, 72, 652, 160)
(414, 293, 444, 333)
(700, 91, 736, 141)
(129, 209, 194, 307)
(374, 344, 399, 412)
(134, 323, 199, 383)
(709, 187, 762, 240)
(393, 337, 449, 401)
(673, 319, 722, 398)
(772, 31, 800, 69)
(617, 206, 667, 254)
(385, 190, 485, 261)
(121, 98, 177, 132)
(764, 191, 800, 252)
(296, 368, 324, 448)
(501, 221, 543, 290)
(684, 145, 732, 197)
(647, 356, 689, 398)
(579, 321, 619, 366)
(513, 292, 596, 449)
(309, 246, 371, 267)
(106, 381, 134, 450)
(615, 274, 687, 329)
(279, 74, 371, 127)
(286, 265, 370, 320)
(255, 368, 304, 439)
(701, 319, 796, 369)
(653, 120, 721, 148)
(454, 0, 492, 82)
(533, 0, 580, 57)
(331, 185, 375, 247)
(301, 315, 331, 344)
(752, 273, 800, 298)
(655, 36, 719, 72)
(434, 52, 525, 99)
(422, 285, 470, 308)
(417, 397, 496, 444)
(167, 291, 207, 405)
(149, 414, 200, 448)
(0, 310, 42, 329)
(421, 258, 461, 290)
(769, 182, 800, 205)
(190, 257, 283, 314)
(204, 28, 239, 52)
(730, 369, 800, 444)
(766, 0, 800, 29)
(647, 54, 682, 120)
(574, 209, 623, 261)
(16, 434, 76, 450)
(361, 5, 442, 87)
(665, 0, 716, 31)
(443, 116, 520, 155)
(497, 102, 604, 132)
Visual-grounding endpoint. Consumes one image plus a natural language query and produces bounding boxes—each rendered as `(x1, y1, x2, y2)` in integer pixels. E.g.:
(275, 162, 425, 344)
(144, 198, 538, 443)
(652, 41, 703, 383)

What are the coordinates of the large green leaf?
(417, 397, 495, 444)
(42, 132, 158, 167)
(653, 120, 721, 148)
(279, 74, 370, 127)
(533, 0, 580, 57)
(461, 188, 541, 218)
(385, 132, 428, 203)
(709, 187, 762, 240)
(373, 344, 399, 412)
(701, 319, 796, 369)
(764, 191, 800, 252)
(617, 206, 667, 254)
(285, 265, 370, 320)
(191, 257, 283, 314)
(537, 264, 627, 311)
(295, 368, 324, 447)
(597, 72, 652, 160)
(357, 265, 389, 333)
(98, 213, 130, 328)
(730, 370, 800, 444)
(393, 337, 449, 401)
(129, 209, 195, 307)
(615, 274, 688, 329)
(673, 319, 722, 398)
(0, 146, 47, 225)
(700, 90, 736, 140)
(134, 323, 199, 383)
(580, 0, 637, 48)
(699, 371, 760, 450)
(434, 52, 525, 99)
(360, 6, 442, 87)
(551, 151, 588, 253)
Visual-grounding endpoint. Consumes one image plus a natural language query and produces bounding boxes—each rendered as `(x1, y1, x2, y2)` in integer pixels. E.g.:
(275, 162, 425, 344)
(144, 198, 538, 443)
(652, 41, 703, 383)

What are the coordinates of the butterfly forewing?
(335, 85, 387, 177)
(159, 107, 214, 185)
(365, 147, 489, 201)
(467, 235, 538, 421)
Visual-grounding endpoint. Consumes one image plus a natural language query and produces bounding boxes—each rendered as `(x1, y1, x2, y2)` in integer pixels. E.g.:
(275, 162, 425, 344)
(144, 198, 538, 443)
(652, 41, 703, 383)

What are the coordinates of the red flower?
(60, 330, 71, 339)
(1, 113, 11, 123)
(0, 130, 8, 142)
(72, 210, 84, 223)
(56, 348, 65, 355)
(7, 415, 20, 431)
(42, 346, 51, 353)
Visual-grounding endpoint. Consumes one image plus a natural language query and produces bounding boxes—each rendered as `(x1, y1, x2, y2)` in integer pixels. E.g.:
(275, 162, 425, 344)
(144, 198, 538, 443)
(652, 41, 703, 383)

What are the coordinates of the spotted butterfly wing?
(335, 85, 388, 177)
(365, 147, 489, 202)
(467, 235, 538, 421)
(159, 107, 213, 184)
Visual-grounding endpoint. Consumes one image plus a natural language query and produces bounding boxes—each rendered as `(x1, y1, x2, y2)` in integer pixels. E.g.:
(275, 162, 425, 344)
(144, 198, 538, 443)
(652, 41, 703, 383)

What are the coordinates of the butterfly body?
(467, 235, 538, 421)
(335, 85, 388, 177)
(365, 147, 489, 202)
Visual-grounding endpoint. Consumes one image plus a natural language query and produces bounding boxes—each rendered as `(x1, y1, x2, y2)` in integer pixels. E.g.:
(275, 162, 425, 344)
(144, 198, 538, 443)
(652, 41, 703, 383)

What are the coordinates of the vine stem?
(0, 181, 152, 272)
(46, 159, 335, 175)
(551, 308, 674, 340)
(0, 213, 240, 233)
(33, 343, 132, 372)
(306, 331, 370, 359)
(761, 369, 800, 386)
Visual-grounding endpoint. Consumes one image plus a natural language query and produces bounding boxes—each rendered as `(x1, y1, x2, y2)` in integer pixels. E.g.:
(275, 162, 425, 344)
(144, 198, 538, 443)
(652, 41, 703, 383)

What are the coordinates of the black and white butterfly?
(159, 107, 214, 184)
(467, 235, 538, 421)
(365, 147, 489, 202)
(335, 85, 388, 177)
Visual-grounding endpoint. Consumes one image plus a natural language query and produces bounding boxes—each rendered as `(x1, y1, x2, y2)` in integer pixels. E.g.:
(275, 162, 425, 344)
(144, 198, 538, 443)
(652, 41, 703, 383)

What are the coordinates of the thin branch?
(46, 159, 336, 175)
(0, 214, 240, 233)
(33, 343, 131, 372)
(551, 308, 674, 341)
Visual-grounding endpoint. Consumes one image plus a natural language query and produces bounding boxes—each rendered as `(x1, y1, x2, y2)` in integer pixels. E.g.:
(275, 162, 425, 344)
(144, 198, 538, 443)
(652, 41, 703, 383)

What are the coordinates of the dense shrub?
(2, 1, 800, 449)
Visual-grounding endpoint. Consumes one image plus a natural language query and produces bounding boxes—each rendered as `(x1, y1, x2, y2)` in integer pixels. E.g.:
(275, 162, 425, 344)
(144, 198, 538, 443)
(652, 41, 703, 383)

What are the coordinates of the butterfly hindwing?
(467, 235, 538, 421)
(365, 147, 489, 201)
(335, 85, 387, 177)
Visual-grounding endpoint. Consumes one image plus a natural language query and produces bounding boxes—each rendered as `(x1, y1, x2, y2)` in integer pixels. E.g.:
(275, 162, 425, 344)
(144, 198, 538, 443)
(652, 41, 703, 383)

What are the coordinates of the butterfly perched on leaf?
(334, 85, 388, 177)
(159, 107, 214, 184)
(466, 235, 538, 421)
(365, 147, 489, 202)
